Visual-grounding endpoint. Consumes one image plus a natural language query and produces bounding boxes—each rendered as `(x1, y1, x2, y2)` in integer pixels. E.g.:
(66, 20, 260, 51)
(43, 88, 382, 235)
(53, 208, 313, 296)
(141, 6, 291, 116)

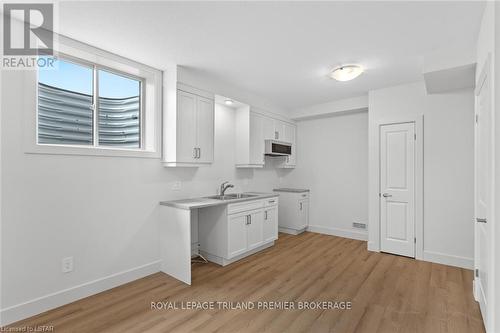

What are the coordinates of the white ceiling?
(58, 1, 485, 111)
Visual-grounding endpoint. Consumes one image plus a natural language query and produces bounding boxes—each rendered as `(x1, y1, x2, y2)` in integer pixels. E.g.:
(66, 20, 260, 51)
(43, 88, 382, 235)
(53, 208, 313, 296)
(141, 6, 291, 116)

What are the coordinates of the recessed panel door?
(380, 122, 415, 258)
(475, 61, 492, 328)
(196, 96, 214, 163)
(176, 90, 197, 163)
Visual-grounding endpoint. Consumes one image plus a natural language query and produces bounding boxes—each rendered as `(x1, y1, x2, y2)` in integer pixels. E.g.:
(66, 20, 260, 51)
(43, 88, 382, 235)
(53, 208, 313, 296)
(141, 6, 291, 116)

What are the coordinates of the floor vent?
(353, 222, 367, 230)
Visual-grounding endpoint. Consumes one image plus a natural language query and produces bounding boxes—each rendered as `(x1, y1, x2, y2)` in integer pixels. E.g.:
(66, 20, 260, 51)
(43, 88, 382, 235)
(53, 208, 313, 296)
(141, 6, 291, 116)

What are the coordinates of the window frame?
(25, 34, 162, 158)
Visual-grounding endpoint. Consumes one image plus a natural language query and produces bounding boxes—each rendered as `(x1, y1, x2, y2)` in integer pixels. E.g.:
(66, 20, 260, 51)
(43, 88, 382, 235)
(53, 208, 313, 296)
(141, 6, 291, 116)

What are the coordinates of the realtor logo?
(3, 3, 54, 55)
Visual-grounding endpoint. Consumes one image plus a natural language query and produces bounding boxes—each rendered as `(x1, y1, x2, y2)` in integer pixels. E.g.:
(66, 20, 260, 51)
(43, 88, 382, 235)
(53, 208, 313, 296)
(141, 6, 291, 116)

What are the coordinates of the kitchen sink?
(205, 193, 258, 200)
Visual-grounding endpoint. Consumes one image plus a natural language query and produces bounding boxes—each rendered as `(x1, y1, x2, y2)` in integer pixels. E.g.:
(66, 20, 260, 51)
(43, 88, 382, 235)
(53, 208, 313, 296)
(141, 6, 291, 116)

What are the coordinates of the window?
(28, 35, 162, 158)
(38, 57, 143, 148)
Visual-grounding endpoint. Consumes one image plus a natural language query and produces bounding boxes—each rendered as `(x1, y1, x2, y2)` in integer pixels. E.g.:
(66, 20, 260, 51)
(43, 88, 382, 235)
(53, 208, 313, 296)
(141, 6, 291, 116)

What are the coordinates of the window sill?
(25, 143, 161, 159)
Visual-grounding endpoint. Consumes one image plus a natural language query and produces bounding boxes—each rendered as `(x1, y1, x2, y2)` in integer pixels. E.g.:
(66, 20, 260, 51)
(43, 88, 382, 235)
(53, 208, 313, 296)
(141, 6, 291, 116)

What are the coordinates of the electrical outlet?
(62, 257, 73, 273)
(172, 181, 182, 191)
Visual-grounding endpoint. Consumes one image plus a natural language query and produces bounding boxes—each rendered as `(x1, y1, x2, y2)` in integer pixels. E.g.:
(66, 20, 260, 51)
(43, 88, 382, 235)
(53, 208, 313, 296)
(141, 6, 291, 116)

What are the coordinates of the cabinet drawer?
(227, 200, 264, 215)
(264, 197, 279, 207)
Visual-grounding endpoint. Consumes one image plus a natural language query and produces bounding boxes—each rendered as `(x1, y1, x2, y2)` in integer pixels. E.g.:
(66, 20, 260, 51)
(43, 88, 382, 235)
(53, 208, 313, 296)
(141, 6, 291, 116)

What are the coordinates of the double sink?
(205, 193, 258, 201)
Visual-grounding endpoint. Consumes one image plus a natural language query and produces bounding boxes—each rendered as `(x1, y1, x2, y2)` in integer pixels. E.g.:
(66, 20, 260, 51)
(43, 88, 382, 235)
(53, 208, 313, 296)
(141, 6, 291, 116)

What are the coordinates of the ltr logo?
(3, 3, 53, 55)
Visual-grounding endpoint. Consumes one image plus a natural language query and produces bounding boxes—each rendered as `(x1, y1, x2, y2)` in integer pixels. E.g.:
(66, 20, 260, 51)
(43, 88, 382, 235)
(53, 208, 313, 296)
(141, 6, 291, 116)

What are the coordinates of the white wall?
(282, 111, 368, 240)
(368, 81, 475, 269)
(0, 70, 288, 324)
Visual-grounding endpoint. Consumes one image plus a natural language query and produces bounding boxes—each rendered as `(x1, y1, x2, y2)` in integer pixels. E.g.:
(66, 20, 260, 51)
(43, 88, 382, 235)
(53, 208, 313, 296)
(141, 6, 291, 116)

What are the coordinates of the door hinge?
(475, 269, 479, 278)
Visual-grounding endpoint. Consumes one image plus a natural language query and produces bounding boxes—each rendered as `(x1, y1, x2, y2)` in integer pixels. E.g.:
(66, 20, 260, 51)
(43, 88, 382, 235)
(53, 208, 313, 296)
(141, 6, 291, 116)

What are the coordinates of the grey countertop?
(159, 192, 279, 210)
(273, 188, 310, 193)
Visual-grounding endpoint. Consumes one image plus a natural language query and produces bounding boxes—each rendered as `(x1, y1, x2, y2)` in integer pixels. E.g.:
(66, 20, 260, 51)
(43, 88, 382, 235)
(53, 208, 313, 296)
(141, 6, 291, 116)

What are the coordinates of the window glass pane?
(98, 70, 141, 148)
(38, 57, 94, 145)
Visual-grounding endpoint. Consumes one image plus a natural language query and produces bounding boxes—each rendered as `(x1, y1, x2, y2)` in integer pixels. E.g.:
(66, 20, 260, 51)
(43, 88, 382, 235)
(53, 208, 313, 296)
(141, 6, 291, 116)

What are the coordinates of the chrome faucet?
(219, 181, 234, 196)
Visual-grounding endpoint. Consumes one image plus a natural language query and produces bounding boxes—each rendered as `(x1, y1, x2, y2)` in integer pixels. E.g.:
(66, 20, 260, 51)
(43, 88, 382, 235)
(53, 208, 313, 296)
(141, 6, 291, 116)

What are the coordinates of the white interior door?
(474, 61, 492, 328)
(380, 122, 415, 258)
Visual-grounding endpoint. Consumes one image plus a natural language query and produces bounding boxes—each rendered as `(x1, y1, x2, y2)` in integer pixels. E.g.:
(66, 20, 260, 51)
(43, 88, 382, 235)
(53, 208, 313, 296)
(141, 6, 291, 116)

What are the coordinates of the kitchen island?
(159, 192, 279, 284)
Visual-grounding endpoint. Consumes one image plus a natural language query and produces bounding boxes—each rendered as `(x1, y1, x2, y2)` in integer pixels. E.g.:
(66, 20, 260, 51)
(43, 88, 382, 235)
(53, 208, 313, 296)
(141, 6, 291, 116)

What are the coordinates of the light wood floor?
(8, 232, 484, 333)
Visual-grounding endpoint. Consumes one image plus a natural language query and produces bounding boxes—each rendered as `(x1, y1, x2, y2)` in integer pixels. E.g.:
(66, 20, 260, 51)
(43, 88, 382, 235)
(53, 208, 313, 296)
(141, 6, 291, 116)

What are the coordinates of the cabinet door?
(298, 199, 309, 229)
(262, 116, 275, 140)
(228, 213, 248, 258)
(263, 206, 278, 242)
(176, 90, 198, 163)
(283, 123, 294, 144)
(249, 112, 264, 165)
(286, 124, 296, 166)
(247, 210, 264, 250)
(196, 96, 214, 163)
(274, 120, 285, 140)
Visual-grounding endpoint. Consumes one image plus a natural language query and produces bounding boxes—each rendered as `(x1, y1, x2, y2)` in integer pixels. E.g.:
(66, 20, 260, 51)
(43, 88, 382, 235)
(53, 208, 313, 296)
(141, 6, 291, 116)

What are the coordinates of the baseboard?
(278, 226, 306, 235)
(367, 241, 379, 252)
(0, 260, 161, 326)
(423, 250, 473, 269)
(307, 225, 368, 241)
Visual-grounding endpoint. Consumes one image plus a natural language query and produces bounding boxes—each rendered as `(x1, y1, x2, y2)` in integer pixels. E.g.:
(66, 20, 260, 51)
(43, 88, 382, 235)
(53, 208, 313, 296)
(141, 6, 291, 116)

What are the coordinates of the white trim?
(423, 250, 474, 270)
(24, 34, 163, 158)
(307, 225, 368, 241)
(0, 260, 161, 326)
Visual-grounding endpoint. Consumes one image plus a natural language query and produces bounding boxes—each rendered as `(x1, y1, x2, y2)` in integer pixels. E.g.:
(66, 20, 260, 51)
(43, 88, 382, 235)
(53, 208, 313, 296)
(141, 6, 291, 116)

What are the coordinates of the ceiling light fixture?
(329, 65, 364, 81)
(224, 99, 234, 105)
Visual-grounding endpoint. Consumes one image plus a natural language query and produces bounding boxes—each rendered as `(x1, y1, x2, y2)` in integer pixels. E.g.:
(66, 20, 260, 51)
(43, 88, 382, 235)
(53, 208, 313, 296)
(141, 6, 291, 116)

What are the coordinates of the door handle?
(300, 202, 303, 210)
(476, 217, 487, 223)
(197, 148, 201, 159)
(264, 211, 268, 220)
(193, 147, 197, 159)
(382, 193, 392, 198)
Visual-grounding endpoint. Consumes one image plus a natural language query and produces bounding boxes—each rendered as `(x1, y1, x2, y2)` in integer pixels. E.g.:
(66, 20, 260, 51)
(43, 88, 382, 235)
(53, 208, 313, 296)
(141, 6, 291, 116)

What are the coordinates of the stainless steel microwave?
(264, 139, 292, 156)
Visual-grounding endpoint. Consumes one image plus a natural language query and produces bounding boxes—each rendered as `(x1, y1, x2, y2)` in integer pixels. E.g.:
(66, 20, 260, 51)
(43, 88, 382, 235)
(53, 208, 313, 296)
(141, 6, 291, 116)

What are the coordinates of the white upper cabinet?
(235, 107, 265, 168)
(235, 106, 297, 168)
(262, 116, 275, 140)
(163, 84, 214, 167)
(277, 122, 297, 168)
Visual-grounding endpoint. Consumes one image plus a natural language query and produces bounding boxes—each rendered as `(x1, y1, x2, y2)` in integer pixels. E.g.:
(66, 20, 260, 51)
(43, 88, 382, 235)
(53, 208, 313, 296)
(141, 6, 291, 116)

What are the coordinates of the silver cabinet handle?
(269, 200, 275, 204)
(476, 218, 487, 223)
(382, 193, 392, 198)
(198, 148, 201, 159)
(264, 211, 268, 220)
(193, 147, 197, 159)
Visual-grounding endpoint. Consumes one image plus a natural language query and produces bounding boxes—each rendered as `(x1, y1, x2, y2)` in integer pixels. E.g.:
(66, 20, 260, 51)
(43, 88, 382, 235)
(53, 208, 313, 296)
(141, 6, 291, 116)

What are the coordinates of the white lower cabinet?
(199, 197, 278, 266)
